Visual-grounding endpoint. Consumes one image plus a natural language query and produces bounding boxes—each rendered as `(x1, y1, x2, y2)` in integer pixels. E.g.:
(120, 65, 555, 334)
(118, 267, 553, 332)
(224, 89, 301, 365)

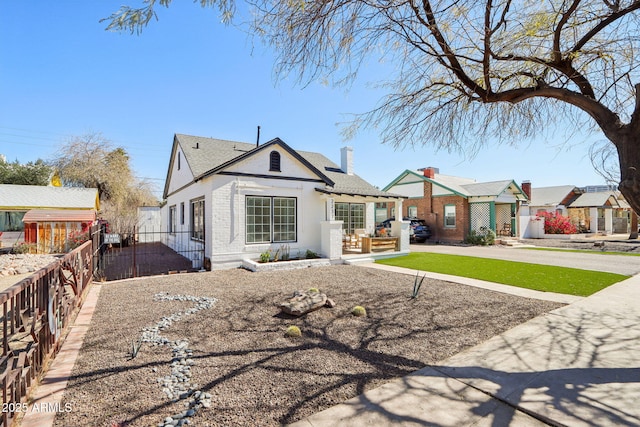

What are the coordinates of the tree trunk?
(630, 211, 638, 240)
(616, 132, 640, 239)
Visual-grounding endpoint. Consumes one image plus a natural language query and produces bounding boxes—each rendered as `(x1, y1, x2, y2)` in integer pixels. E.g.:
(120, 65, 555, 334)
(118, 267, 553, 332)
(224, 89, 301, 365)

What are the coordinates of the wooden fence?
(0, 225, 98, 426)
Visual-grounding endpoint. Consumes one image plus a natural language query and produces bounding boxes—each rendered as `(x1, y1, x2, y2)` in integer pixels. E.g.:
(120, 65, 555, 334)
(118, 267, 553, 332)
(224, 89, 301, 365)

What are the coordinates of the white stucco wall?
(166, 146, 195, 196)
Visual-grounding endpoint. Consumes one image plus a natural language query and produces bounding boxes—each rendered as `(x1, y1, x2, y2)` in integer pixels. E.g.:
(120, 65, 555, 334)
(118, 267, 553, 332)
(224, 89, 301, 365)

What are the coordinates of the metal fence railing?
(0, 233, 95, 427)
(95, 229, 204, 281)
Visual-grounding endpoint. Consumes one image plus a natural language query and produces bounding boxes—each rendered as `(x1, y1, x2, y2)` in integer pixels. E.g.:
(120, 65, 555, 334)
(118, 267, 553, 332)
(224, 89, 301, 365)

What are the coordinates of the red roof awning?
(22, 209, 96, 223)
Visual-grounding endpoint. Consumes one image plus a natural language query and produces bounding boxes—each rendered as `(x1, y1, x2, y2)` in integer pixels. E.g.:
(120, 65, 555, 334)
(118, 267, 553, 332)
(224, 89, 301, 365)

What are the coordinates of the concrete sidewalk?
(290, 269, 640, 426)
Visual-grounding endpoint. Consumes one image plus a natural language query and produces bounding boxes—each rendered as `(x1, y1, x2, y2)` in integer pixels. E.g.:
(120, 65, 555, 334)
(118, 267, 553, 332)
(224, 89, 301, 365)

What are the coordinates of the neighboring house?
(567, 191, 630, 234)
(519, 184, 631, 236)
(382, 167, 528, 242)
(0, 184, 99, 253)
(161, 134, 408, 269)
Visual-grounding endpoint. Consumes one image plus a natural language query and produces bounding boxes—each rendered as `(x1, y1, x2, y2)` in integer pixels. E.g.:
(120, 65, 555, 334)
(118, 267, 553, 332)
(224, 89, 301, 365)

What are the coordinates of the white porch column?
(391, 198, 410, 251)
(604, 208, 613, 234)
(320, 197, 342, 259)
(321, 220, 343, 260)
(589, 207, 599, 233)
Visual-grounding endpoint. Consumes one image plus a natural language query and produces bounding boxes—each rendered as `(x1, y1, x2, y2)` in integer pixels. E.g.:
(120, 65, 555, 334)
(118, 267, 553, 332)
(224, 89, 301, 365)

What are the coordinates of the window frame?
(190, 197, 205, 242)
(444, 204, 456, 228)
(169, 205, 177, 234)
(245, 196, 297, 244)
(335, 202, 365, 234)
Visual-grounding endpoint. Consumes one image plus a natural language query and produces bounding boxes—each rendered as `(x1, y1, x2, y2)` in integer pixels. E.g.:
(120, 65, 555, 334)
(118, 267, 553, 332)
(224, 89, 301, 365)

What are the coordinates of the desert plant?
(351, 305, 367, 317)
(259, 249, 271, 263)
(129, 337, 143, 359)
(305, 249, 320, 259)
(279, 244, 291, 261)
(308, 287, 320, 293)
(285, 325, 302, 338)
(411, 271, 427, 299)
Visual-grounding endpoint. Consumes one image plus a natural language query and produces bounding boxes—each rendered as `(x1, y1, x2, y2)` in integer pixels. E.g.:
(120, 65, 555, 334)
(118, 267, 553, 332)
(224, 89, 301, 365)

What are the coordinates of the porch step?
(343, 257, 376, 265)
(499, 238, 527, 247)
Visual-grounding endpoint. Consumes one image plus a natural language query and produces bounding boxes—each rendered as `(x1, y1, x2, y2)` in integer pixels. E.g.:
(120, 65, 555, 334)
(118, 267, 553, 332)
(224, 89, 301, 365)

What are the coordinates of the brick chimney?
(422, 167, 439, 179)
(341, 146, 354, 175)
(521, 180, 532, 200)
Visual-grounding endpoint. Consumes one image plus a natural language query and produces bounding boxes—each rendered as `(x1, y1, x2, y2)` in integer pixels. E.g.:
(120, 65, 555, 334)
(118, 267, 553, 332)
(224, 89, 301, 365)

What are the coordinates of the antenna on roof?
(256, 125, 261, 147)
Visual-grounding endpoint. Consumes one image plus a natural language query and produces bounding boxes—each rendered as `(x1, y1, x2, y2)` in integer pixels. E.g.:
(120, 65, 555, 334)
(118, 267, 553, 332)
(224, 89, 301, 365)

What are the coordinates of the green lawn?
(376, 253, 628, 297)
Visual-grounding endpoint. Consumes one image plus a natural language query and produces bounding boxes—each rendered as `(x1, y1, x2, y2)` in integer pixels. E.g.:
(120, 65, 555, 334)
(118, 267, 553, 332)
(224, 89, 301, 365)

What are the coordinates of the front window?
(444, 204, 456, 228)
(190, 198, 205, 241)
(408, 205, 418, 218)
(246, 196, 297, 243)
(335, 202, 365, 234)
(169, 205, 177, 234)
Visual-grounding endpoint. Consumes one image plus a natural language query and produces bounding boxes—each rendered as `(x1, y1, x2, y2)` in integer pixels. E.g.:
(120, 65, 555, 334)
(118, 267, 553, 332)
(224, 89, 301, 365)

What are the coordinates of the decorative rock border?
(138, 292, 217, 427)
(242, 257, 332, 272)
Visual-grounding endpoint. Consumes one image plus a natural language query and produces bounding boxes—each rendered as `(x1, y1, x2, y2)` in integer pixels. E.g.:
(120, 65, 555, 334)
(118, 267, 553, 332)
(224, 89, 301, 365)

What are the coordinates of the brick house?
(382, 167, 528, 242)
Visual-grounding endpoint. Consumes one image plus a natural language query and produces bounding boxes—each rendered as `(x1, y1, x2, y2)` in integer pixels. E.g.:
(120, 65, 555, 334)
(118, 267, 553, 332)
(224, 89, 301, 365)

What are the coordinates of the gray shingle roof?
(569, 192, 619, 208)
(530, 185, 577, 206)
(462, 180, 516, 197)
(0, 184, 99, 210)
(171, 134, 402, 199)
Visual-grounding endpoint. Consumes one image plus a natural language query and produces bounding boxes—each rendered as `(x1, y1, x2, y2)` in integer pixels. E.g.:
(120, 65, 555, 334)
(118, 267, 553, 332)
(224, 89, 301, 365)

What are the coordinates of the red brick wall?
(388, 181, 469, 242)
(431, 195, 469, 242)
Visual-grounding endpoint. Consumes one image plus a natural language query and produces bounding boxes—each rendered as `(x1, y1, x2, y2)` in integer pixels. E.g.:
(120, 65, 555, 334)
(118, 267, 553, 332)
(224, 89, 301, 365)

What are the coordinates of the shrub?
(67, 229, 90, 250)
(305, 249, 320, 259)
(351, 306, 367, 317)
(308, 287, 320, 293)
(537, 211, 578, 234)
(285, 325, 302, 338)
(465, 227, 496, 245)
(12, 242, 35, 254)
(259, 250, 271, 263)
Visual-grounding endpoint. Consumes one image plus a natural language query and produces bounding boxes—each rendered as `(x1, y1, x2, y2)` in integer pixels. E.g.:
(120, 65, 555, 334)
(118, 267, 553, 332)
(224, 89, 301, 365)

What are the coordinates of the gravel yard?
(53, 265, 563, 427)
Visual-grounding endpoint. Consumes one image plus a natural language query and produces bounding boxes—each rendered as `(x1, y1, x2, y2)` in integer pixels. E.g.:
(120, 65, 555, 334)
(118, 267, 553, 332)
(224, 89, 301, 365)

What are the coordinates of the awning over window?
(22, 209, 96, 223)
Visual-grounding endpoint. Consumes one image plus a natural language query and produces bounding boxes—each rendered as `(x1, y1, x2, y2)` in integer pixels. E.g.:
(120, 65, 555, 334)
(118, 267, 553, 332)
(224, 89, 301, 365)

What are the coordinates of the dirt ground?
(53, 265, 563, 427)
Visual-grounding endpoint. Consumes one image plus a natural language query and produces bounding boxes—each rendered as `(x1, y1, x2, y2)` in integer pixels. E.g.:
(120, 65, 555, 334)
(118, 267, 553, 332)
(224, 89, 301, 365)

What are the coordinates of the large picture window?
(335, 202, 365, 234)
(191, 198, 205, 241)
(246, 196, 296, 243)
(444, 204, 456, 228)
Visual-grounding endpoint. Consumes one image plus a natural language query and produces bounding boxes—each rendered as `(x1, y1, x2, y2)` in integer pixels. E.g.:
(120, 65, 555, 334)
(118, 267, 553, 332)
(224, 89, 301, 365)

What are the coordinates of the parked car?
(377, 217, 432, 243)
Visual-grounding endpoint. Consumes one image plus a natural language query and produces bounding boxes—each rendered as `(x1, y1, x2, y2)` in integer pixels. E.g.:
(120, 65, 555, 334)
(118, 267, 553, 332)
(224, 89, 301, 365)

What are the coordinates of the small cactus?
(285, 325, 302, 338)
(351, 306, 367, 317)
(308, 287, 320, 293)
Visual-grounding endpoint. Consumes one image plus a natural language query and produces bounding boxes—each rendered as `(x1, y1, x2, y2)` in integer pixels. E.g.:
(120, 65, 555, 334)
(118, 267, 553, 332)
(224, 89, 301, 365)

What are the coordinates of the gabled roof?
(529, 185, 578, 206)
(568, 192, 620, 208)
(462, 180, 526, 198)
(0, 184, 99, 210)
(164, 134, 402, 200)
(384, 170, 527, 200)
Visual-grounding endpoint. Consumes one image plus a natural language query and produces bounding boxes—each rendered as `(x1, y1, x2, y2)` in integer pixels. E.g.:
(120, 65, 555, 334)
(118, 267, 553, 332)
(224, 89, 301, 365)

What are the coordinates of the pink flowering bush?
(536, 211, 578, 234)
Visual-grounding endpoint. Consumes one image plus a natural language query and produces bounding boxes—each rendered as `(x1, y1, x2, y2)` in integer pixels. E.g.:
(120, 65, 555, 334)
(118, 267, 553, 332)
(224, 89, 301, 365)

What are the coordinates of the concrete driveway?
(409, 243, 640, 276)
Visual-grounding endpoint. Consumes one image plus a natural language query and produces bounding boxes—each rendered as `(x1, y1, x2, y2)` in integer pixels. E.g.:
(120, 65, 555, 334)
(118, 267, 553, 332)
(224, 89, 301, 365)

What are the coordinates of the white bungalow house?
(161, 134, 409, 269)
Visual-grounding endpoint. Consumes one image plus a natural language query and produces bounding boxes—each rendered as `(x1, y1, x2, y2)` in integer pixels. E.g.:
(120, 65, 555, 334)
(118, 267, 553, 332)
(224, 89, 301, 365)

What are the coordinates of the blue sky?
(0, 2, 610, 198)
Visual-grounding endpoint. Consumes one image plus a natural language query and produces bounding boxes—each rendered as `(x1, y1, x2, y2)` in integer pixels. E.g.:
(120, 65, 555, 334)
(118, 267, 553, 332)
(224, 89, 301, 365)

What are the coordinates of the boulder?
(280, 290, 328, 316)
